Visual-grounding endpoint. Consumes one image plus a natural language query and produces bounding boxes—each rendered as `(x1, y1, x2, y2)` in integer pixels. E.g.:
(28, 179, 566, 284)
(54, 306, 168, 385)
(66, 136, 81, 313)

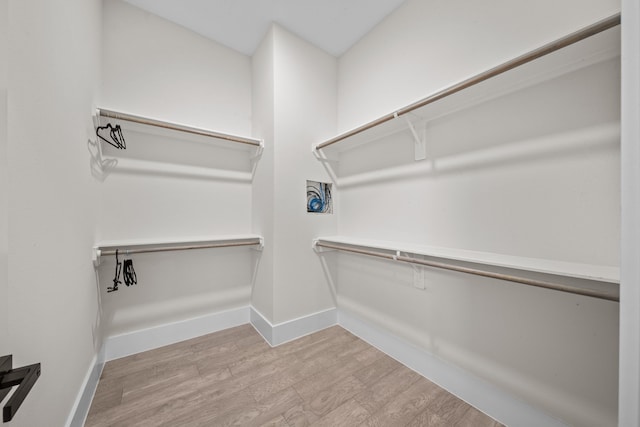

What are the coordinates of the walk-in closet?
(2, 0, 639, 426)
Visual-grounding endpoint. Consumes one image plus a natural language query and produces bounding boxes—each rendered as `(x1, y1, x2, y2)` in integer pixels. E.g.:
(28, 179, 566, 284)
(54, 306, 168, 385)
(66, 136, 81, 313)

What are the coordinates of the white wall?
(251, 28, 276, 321)
(271, 26, 338, 324)
(334, 1, 620, 426)
(98, 0, 255, 337)
(250, 25, 338, 326)
(101, 0, 251, 134)
(339, 0, 620, 132)
(338, 58, 620, 265)
(6, 0, 102, 426)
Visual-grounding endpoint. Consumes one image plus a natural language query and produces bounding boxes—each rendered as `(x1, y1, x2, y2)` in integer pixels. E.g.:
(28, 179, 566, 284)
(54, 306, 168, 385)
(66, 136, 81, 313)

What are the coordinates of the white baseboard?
(250, 306, 337, 347)
(65, 354, 104, 427)
(250, 306, 273, 344)
(103, 306, 250, 361)
(338, 309, 567, 427)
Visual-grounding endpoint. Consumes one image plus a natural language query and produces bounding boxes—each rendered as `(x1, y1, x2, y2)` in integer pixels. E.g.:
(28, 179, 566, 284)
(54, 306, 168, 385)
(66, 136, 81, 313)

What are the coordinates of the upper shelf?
(96, 108, 263, 151)
(93, 108, 263, 179)
(314, 13, 620, 154)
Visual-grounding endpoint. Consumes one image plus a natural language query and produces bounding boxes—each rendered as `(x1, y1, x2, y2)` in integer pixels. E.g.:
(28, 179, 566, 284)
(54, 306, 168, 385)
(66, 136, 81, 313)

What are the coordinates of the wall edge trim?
(65, 353, 104, 427)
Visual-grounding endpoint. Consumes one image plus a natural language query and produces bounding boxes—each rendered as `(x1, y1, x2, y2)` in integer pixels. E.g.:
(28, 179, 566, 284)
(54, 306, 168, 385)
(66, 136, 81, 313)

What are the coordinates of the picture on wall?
(307, 180, 333, 214)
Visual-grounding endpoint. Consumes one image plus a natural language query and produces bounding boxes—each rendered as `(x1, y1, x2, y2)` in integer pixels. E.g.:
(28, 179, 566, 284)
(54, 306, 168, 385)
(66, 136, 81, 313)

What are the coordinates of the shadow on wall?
(329, 58, 620, 187)
(87, 127, 259, 183)
(95, 247, 257, 338)
(92, 266, 106, 356)
(313, 250, 339, 307)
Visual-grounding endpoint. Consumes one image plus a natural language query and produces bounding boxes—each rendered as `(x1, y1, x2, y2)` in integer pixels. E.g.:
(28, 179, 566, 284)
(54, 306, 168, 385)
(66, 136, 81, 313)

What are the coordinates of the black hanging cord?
(96, 123, 126, 149)
(123, 255, 137, 287)
(107, 249, 122, 293)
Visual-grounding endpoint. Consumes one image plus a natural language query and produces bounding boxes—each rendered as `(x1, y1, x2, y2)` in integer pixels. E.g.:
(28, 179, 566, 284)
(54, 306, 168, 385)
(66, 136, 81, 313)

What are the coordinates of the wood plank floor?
(85, 325, 503, 427)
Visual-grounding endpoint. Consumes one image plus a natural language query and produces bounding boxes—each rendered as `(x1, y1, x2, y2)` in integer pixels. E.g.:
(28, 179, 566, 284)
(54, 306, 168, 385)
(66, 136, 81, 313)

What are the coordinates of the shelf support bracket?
(404, 252, 426, 289)
(403, 115, 426, 161)
(250, 140, 265, 160)
(312, 146, 339, 164)
(253, 237, 265, 252)
(92, 247, 102, 267)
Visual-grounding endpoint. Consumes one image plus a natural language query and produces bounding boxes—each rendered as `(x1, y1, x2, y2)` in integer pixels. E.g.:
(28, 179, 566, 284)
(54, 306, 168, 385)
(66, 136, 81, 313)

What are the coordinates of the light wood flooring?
(85, 325, 504, 426)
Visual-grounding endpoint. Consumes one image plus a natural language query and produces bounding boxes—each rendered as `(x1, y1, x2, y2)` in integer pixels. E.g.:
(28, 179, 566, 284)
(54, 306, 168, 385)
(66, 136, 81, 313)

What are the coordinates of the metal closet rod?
(315, 241, 619, 302)
(98, 239, 262, 256)
(316, 12, 621, 150)
(96, 108, 262, 147)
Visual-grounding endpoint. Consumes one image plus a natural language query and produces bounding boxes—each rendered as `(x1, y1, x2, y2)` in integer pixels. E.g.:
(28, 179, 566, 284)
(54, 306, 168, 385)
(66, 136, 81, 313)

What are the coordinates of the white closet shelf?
(313, 14, 620, 156)
(95, 107, 263, 151)
(93, 234, 263, 266)
(313, 236, 619, 301)
(314, 236, 619, 283)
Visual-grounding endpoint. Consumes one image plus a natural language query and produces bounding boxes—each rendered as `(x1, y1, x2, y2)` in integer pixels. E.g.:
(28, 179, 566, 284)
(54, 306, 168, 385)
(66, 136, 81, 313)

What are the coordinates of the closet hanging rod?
(316, 12, 621, 150)
(96, 108, 262, 147)
(97, 239, 262, 257)
(315, 241, 619, 302)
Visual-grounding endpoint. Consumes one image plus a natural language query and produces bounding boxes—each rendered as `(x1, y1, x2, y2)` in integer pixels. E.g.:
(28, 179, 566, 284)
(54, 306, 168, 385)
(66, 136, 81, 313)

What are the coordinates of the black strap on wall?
(0, 355, 41, 422)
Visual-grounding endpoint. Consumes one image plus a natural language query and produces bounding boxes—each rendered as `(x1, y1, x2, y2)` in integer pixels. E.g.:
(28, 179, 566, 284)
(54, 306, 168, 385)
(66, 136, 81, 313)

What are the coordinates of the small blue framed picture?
(307, 180, 332, 214)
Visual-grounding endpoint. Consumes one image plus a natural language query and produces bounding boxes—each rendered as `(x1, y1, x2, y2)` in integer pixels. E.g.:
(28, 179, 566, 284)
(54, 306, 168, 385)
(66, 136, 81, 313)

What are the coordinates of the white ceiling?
(123, 0, 407, 56)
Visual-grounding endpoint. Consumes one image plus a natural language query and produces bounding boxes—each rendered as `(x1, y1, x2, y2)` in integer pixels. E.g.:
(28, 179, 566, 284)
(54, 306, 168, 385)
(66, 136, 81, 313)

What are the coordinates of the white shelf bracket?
(413, 264, 425, 289)
(91, 110, 104, 162)
(92, 247, 101, 267)
(312, 146, 338, 164)
(402, 252, 426, 289)
(404, 115, 426, 161)
(394, 249, 426, 289)
(253, 237, 265, 251)
(92, 110, 100, 129)
(251, 140, 265, 160)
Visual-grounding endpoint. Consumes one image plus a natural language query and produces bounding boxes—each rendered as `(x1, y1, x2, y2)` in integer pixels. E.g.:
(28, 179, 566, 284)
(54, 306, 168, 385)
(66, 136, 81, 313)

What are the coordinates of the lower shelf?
(93, 234, 263, 266)
(313, 236, 619, 302)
